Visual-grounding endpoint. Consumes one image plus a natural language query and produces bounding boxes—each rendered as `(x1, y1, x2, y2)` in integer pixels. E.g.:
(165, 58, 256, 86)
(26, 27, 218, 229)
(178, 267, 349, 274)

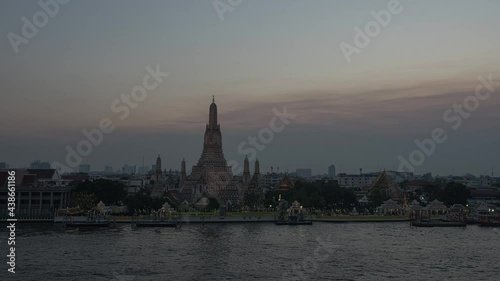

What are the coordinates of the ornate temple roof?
(427, 199, 447, 210)
(368, 171, 403, 201)
(278, 173, 294, 190)
(379, 198, 403, 210)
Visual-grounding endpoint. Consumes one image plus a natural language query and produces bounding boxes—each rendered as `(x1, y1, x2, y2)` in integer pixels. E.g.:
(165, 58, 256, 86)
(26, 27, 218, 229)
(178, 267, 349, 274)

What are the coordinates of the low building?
(61, 173, 91, 183)
(79, 164, 91, 174)
(261, 172, 285, 191)
(337, 173, 378, 189)
(468, 189, 500, 205)
(385, 170, 415, 183)
(444, 175, 492, 188)
(296, 169, 312, 179)
(120, 179, 144, 196)
(0, 169, 73, 217)
(30, 160, 51, 169)
(402, 180, 439, 192)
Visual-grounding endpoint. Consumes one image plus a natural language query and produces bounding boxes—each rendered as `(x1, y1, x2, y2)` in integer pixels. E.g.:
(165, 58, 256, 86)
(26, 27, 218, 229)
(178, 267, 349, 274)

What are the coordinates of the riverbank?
(315, 215, 409, 223)
(3, 213, 411, 223)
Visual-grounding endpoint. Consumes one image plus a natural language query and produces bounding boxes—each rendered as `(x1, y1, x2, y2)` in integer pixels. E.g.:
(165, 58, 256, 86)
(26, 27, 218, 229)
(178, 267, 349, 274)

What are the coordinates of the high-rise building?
(122, 165, 136, 175)
(328, 164, 336, 178)
(138, 165, 150, 175)
(30, 160, 51, 169)
(104, 166, 113, 174)
(296, 168, 312, 179)
(79, 164, 91, 173)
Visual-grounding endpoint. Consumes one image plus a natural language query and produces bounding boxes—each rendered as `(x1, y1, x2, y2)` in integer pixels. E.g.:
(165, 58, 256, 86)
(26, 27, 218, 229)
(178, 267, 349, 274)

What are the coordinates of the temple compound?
(178, 97, 261, 207)
(368, 171, 405, 203)
(242, 155, 263, 205)
(150, 155, 175, 198)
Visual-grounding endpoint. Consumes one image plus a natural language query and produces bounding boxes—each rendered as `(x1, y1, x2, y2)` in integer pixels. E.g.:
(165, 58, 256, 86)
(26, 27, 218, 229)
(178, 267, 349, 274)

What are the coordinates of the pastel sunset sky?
(1, 0, 500, 175)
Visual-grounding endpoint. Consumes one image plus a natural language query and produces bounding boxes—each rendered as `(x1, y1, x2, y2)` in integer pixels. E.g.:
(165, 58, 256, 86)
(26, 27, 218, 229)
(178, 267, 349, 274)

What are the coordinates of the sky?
(1, 0, 500, 176)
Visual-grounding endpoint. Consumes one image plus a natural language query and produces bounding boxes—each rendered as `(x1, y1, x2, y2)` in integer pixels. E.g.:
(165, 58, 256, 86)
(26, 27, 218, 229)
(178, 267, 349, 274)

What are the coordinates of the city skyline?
(2, 0, 500, 175)
(2, 2, 500, 280)
(4, 156, 497, 179)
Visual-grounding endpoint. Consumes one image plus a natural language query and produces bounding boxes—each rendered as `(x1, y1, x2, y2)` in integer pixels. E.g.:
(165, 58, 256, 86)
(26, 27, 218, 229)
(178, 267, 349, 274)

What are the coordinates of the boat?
(57, 207, 115, 228)
(275, 200, 313, 225)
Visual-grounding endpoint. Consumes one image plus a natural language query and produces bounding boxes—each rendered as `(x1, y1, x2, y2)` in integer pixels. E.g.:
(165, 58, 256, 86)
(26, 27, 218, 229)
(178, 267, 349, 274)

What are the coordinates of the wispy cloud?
(144, 76, 500, 137)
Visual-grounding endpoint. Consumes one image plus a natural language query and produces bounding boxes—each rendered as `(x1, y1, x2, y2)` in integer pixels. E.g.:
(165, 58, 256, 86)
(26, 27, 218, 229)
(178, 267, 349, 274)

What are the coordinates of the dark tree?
(207, 198, 220, 210)
(73, 191, 97, 211)
(440, 182, 470, 206)
(75, 179, 127, 205)
(124, 189, 167, 214)
(243, 191, 260, 209)
(368, 188, 390, 209)
(265, 180, 357, 212)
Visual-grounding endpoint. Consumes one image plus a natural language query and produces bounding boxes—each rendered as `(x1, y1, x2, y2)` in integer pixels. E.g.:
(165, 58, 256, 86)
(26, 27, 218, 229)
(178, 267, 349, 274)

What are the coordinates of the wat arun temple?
(156, 97, 261, 208)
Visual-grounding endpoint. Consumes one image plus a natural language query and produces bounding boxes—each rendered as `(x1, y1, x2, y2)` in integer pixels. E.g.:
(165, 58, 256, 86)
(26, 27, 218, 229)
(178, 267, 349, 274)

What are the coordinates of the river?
(1, 222, 499, 280)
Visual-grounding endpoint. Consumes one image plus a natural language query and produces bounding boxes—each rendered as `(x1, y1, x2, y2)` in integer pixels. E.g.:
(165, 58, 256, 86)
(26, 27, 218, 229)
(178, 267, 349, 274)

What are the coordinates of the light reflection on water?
(2, 222, 499, 281)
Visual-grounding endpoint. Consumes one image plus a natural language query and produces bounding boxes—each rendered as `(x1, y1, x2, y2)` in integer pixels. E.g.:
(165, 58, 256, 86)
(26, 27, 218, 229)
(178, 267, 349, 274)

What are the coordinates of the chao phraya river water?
(2, 222, 499, 281)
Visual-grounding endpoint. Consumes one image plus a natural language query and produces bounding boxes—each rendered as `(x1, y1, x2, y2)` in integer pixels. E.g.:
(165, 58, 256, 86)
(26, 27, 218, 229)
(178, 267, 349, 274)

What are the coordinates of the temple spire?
(243, 155, 250, 184)
(244, 155, 249, 169)
(179, 158, 187, 188)
(155, 154, 162, 175)
(209, 96, 218, 128)
(254, 158, 260, 175)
